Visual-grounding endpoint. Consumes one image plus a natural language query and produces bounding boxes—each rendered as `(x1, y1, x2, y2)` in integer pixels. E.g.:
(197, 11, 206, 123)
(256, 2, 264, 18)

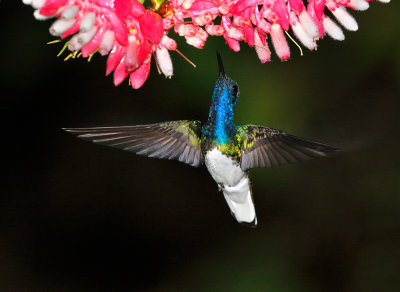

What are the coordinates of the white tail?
(222, 177, 257, 227)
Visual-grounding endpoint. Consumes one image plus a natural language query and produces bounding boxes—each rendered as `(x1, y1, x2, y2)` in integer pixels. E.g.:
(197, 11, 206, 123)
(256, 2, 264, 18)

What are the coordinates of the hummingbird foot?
(217, 183, 225, 192)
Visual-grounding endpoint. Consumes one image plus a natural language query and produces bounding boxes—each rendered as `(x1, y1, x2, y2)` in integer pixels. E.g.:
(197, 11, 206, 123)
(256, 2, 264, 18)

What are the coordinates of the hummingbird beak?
(216, 52, 226, 78)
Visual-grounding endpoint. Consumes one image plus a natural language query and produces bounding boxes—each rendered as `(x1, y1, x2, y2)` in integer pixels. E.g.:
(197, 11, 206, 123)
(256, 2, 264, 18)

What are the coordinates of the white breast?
(205, 148, 256, 225)
(205, 148, 245, 187)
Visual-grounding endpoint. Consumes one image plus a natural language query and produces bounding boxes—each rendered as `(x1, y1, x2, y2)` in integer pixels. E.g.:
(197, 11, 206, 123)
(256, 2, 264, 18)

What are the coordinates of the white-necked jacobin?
(64, 53, 339, 227)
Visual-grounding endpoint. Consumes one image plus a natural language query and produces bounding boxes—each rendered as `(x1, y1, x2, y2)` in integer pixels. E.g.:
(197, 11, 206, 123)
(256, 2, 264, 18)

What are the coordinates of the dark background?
(1, 1, 399, 291)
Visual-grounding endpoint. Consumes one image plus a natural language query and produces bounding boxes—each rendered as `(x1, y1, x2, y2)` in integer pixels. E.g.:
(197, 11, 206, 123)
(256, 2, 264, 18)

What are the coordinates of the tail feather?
(222, 177, 257, 227)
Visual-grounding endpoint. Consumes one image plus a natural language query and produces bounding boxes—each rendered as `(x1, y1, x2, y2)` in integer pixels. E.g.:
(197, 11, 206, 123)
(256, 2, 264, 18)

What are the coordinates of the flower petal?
(273, 0, 290, 31)
(137, 40, 153, 66)
(288, 0, 305, 14)
(130, 0, 146, 17)
(298, 10, 319, 40)
(190, 0, 219, 16)
(39, 0, 68, 16)
(106, 44, 124, 75)
(104, 9, 128, 46)
(93, 0, 134, 19)
(224, 34, 240, 52)
(139, 10, 164, 44)
(114, 0, 133, 18)
(254, 30, 271, 63)
(125, 35, 140, 71)
(113, 57, 129, 86)
(307, 2, 325, 38)
(130, 62, 151, 89)
(270, 23, 290, 60)
(232, 0, 258, 15)
(156, 46, 173, 78)
(82, 25, 105, 57)
(313, 0, 326, 19)
(61, 20, 80, 39)
(322, 16, 345, 41)
(99, 30, 116, 55)
(244, 27, 254, 47)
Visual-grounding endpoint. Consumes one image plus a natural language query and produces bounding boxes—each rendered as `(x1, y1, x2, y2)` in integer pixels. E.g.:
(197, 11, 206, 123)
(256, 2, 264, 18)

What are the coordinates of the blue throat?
(204, 82, 236, 145)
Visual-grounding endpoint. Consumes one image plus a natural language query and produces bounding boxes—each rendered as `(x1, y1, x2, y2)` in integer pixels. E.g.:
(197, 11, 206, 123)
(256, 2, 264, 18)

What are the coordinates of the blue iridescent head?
(212, 52, 240, 109)
(205, 53, 240, 143)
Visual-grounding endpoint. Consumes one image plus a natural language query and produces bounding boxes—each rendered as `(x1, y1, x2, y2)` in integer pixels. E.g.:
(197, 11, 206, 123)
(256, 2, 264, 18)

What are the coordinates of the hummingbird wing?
(239, 125, 339, 171)
(64, 120, 204, 167)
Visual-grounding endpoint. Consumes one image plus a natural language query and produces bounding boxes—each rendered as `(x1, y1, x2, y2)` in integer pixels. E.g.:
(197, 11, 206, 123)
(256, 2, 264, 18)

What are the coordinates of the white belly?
(205, 148, 257, 225)
(205, 148, 245, 187)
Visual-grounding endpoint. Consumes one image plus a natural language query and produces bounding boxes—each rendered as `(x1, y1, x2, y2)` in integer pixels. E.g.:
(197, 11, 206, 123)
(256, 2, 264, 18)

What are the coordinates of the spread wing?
(239, 125, 339, 171)
(64, 120, 204, 167)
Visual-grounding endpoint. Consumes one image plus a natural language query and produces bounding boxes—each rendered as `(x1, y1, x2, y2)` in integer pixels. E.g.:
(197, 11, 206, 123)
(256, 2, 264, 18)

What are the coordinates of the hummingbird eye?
(232, 84, 238, 97)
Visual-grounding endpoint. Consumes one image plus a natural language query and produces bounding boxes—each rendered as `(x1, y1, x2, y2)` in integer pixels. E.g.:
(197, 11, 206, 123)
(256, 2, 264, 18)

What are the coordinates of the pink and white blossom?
(24, 0, 390, 89)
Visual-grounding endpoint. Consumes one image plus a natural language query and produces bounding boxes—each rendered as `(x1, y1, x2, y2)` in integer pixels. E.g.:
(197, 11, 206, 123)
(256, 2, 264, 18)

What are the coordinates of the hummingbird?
(64, 53, 338, 227)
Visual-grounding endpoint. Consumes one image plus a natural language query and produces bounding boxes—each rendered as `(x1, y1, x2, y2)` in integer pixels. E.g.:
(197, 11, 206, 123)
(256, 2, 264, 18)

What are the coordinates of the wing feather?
(265, 143, 279, 166)
(260, 146, 272, 168)
(178, 145, 190, 164)
(269, 141, 287, 165)
(271, 137, 297, 163)
(64, 120, 204, 167)
(240, 125, 339, 171)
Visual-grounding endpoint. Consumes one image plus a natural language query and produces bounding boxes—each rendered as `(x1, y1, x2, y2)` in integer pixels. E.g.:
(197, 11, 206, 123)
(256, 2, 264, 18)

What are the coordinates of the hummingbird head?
(213, 52, 240, 108)
(206, 53, 239, 140)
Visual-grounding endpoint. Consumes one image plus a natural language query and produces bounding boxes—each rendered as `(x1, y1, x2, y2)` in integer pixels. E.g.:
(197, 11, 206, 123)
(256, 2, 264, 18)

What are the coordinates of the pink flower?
(167, 0, 388, 62)
(24, 0, 390, 89)
(24, 0, 175, 89)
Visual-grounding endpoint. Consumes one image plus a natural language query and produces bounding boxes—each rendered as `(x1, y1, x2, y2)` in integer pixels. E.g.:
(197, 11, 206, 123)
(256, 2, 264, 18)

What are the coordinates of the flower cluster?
(24, 0, 389, 89)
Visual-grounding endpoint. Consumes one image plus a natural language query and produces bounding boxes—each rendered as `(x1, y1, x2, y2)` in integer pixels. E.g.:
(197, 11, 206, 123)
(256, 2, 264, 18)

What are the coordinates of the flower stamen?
(285, 30, 304, 56)
(175, 49, 196, 68)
